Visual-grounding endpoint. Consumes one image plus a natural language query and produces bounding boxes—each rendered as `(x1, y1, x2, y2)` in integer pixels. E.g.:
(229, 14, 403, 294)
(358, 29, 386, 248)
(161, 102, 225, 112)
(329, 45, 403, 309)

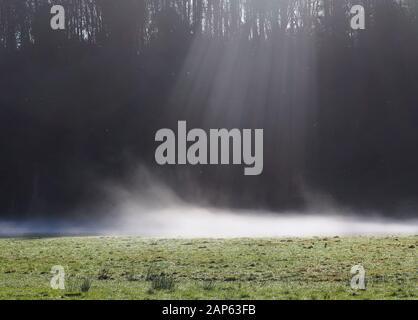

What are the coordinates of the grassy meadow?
(0, 236, 416, 300)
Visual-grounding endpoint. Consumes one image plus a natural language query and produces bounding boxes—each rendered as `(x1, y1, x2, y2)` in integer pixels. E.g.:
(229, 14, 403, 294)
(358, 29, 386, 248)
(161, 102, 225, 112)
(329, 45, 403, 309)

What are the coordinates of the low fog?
(1, 170, 417, 237)
(2, 206, 417, 238)
(101, 207, 418, 238)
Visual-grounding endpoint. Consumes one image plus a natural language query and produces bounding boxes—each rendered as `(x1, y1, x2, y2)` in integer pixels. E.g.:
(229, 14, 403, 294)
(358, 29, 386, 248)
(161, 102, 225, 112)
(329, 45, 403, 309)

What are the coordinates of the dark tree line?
(1, 0, 418, 218)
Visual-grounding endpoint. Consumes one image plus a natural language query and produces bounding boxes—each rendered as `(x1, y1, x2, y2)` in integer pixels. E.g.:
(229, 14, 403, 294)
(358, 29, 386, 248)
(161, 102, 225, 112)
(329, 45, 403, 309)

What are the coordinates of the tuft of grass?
(64, 276, 92, 294)
(97, 268, 111, 280)
(145, 266, 157, 281)
(80, 278, 92, 293)
(126, 272, 140, 282)
(150, 273, 176, 291)
(202, 280, 216, 291)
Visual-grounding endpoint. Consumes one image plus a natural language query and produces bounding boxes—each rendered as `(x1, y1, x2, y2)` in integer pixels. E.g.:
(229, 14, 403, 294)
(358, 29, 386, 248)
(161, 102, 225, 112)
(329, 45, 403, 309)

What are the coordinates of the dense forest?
(1, 0, 418, 218)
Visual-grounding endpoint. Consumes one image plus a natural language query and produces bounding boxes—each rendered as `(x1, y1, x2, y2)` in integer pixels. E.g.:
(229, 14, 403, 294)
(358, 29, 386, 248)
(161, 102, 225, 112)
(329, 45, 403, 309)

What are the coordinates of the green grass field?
(0, 236, 416, 300)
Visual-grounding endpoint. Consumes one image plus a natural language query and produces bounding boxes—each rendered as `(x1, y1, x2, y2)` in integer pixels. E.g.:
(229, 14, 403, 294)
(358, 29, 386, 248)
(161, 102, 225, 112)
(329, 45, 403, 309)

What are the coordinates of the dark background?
(1, 0, 418, 219)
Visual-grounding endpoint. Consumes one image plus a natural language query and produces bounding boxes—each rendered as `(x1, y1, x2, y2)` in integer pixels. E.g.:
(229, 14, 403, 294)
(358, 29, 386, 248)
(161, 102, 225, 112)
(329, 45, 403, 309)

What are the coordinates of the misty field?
(0, 236, 416, 300)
